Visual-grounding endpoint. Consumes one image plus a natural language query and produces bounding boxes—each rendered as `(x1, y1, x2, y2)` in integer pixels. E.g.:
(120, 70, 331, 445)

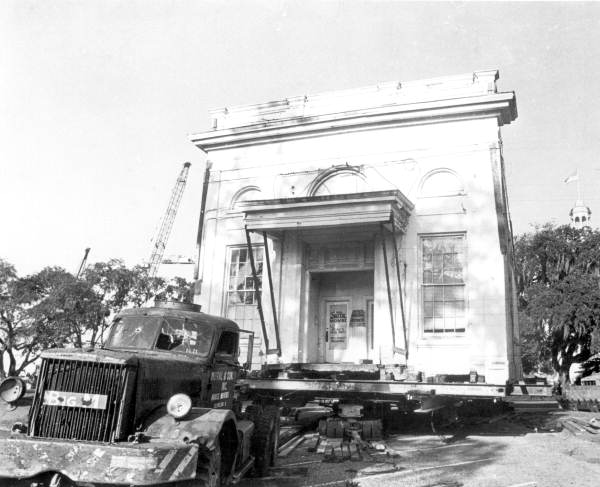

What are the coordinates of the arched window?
(419, 169, 464, 197)
(308, 166, 371, 196)
(230, 186, 262, 209)
(575, 217, 580, 223)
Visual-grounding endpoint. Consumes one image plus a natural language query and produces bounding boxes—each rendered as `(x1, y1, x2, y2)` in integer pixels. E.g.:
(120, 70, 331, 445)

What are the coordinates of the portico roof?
(241, 190, 413, 241)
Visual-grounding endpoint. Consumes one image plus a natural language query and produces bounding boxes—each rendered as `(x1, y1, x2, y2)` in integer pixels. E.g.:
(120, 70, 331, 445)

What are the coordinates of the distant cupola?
(570, 199, 592, 229)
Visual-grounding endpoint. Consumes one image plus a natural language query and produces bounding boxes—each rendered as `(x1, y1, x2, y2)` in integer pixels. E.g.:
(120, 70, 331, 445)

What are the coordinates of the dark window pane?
(423, 270, 433, 283)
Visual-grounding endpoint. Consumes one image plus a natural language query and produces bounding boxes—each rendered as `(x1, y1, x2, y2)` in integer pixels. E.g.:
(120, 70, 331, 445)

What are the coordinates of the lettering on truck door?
(209, 366, 238, 409)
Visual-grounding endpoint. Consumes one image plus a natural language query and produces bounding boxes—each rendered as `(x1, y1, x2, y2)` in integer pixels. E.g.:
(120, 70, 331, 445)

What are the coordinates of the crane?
(76, 247, 91, 278)
(148, 162, 191, 277)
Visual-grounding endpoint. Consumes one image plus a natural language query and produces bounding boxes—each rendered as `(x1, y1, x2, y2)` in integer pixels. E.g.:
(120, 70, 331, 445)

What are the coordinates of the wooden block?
(305, 435, 320, 453)
(316, 437, 328, 454)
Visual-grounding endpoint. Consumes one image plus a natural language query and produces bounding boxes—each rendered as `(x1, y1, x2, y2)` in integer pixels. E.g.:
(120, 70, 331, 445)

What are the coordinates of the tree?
(155, 276, 194, 304)
(78, 259, 195, 346)
(81, 260, 162, 345)
(0, 257, 194, 378)
(0, 261, 98, 377)
(515, 224, 600, 385)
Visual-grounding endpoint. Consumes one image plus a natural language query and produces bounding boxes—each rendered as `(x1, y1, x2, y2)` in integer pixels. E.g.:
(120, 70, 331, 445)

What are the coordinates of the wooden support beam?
(380, 224, 397, 352)
(390, 219, 408, 360)
(263, 232, 281, 355)
(245, 226, 269, 353)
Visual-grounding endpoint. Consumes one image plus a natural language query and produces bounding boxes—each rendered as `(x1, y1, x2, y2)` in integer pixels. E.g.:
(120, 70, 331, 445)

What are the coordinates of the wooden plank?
(278, 435, 305, 457)
(278, 426, 303, 446)
(569, 417, 600, 434)
(561, 419, 584, 435)
(316, 437, 328, 454)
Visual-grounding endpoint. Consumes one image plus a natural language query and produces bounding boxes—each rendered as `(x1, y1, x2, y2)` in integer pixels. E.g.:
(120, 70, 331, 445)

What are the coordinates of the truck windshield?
(106, 315, 214, 357)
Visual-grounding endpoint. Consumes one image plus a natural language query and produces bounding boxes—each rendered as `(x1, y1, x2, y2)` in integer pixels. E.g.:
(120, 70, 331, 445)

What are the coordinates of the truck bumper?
(0, 432, 199, 485)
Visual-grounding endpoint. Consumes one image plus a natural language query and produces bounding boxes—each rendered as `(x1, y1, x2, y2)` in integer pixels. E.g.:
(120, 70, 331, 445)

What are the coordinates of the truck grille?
(30, 358, 132, 442)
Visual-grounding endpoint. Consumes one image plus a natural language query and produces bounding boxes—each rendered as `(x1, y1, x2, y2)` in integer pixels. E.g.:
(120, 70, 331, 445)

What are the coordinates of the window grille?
(421, 235, 466, 333)
(225, 247, 264, 359)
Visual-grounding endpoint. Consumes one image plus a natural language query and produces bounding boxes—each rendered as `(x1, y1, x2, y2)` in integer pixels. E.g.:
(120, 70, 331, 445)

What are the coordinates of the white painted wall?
(192, 74, 520, 383)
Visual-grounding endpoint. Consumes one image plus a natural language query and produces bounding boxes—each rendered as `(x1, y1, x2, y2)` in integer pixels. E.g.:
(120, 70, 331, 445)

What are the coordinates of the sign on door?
(328, 303, 348, 349)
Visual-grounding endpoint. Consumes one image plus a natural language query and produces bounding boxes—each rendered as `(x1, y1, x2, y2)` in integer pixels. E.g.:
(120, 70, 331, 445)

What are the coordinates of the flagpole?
(577, 170, 581, 201)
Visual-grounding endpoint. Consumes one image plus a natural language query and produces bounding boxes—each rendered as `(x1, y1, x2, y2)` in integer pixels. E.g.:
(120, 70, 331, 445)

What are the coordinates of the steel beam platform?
(244, 378, 511, 399)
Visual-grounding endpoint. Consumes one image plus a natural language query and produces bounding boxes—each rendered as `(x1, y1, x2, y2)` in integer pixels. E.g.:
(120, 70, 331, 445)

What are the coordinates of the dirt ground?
(240, 409, 600, 487)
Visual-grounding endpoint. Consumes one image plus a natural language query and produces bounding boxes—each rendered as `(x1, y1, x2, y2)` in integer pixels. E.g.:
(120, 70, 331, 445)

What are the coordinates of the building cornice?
(190, 92, 517, 152)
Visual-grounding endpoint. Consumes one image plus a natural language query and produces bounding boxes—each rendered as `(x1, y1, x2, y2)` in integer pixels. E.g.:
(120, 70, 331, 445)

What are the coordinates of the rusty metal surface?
(0, 403, 238, 485)
(145, 407, 237, 450)
(0, 432, 198, 485)
(0, 395, 31, 432)
(244, 378, 508, 398)
(0, 304, 248, 485)
(29, 357, 133, 442)
(119, 305, 240, 332)
(30, 349, 216, 443)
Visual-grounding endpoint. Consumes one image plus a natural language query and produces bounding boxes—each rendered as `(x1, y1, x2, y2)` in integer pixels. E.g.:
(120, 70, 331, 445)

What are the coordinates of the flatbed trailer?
(242, 363, 553, 414)
(246, 378, 511, 399)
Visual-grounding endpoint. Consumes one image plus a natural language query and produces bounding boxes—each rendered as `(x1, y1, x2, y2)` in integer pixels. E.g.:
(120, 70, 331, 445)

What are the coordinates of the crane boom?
(148, 162, 191, 277)
(76, 247, 91, 278)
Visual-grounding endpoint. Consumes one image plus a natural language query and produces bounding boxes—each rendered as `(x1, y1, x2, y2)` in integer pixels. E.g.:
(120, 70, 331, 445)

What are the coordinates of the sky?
(1, 1, 600, 276)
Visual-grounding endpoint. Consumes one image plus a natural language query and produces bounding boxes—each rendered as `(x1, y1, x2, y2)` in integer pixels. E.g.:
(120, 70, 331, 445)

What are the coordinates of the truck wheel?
(196, 438, 222, 487)
(252, 405, 280, 477)
(244, 404, 262, 424)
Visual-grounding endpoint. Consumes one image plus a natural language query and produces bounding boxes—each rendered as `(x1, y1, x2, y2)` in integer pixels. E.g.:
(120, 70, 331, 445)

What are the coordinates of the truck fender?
(145, 407, 240, 478)
(0, 395, 32, 434)
(145, 407, 238, 451)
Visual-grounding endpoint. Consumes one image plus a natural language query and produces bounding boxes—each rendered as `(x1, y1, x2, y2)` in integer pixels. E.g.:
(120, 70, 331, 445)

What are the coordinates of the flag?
(564, 170, 579, 184)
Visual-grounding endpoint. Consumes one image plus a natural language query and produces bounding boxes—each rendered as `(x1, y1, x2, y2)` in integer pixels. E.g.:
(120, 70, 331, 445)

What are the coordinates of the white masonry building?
(190, 70, 522, 385)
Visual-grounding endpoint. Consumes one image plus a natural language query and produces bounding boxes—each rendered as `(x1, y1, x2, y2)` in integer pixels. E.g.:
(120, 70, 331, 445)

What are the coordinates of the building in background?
(156, 254, 195, 282)
(190, 70, 522, 384)
(570, 199, 592, 229)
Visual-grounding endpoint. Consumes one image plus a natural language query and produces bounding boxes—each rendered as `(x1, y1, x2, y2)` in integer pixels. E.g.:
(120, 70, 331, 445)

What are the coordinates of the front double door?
(317, 270, 374, 363)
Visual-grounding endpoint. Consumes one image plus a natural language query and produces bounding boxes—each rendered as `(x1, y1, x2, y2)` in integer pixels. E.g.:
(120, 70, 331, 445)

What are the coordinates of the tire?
(196, 437, 222, 487)
(244, 404, 262, 424)
(252, 405, 280, 477)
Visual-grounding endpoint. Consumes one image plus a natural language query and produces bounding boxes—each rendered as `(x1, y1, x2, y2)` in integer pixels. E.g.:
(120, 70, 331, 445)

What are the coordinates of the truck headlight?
(167, 393, 192, 419)
(0, 377, 26, 408)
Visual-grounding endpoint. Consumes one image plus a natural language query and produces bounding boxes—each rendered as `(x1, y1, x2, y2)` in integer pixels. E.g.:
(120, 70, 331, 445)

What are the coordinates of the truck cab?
(0, 301, 277, 487)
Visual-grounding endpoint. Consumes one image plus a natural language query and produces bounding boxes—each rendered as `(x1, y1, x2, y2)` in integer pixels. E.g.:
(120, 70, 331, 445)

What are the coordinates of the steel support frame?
(244, 377, 509, 399)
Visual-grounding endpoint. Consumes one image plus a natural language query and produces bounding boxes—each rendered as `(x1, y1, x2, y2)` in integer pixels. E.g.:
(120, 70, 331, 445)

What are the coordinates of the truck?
(0, 301, 279, 487)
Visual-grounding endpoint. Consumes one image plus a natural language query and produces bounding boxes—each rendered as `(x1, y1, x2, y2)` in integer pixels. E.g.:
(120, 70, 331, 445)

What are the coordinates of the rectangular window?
(421, 235, 466, 334)
(225, 245, 264, 345)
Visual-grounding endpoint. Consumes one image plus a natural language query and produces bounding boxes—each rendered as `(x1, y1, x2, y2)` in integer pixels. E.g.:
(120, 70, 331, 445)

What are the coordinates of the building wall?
(192, 73, 520, 383)
(195, 119, 515, 381)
